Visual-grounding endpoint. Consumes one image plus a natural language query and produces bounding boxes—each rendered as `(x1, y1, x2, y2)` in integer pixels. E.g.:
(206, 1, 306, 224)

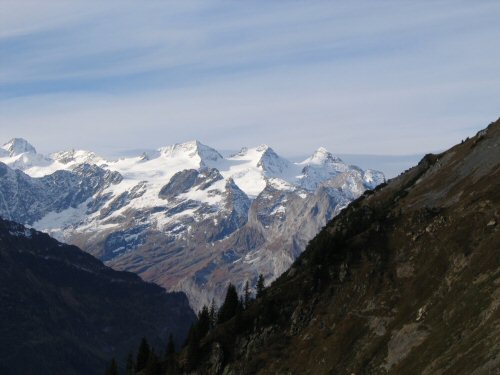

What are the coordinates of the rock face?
(0, 139, 384, 310)
(0, 218, 195, 375)
(182, 119, 500, 374)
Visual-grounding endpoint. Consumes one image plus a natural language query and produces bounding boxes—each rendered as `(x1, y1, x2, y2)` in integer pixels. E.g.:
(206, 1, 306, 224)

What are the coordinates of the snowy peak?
(0, 136, 385, 201)
(255, 144, 271, 153)
(301, 147, 342, 165)
(0, 138, 52, 174)
(196, 141, 224, 163)
(236, 144, 275, 158)
(0, 135, 386, 313)
(2, 138, 37, 157)
(159, 140, 222, 166)
(51, 149, 104, 166)
(256, 145, 292, 176)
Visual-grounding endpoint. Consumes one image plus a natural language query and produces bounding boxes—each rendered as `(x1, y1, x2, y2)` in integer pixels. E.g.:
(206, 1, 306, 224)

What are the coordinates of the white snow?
(2, 138, 36, 156)
(32, 199, 94, 241)
(2, 137, 384, 236)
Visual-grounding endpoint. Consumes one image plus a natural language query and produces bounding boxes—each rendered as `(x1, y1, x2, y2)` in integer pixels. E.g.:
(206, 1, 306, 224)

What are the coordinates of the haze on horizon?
(1, 1, 499, 172)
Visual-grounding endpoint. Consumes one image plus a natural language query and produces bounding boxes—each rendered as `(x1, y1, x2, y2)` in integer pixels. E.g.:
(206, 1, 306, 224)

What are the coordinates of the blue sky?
(1, 1, 499, 166)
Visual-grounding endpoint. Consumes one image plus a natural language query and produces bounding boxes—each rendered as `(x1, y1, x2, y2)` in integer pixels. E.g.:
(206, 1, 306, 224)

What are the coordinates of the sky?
(1, 1, 499, 171)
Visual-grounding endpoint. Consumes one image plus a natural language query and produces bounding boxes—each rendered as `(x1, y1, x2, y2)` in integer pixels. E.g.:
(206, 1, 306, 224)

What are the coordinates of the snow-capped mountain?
(0, 138, 52, 172)
(0, 138, 384, 309)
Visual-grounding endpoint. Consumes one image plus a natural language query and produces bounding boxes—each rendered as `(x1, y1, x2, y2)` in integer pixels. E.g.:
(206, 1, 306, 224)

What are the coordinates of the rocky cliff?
(0, 139, 384, 309)
(181, 119, 500, 374)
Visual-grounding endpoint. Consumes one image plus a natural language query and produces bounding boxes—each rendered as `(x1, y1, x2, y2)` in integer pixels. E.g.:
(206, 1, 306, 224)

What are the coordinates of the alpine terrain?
(169, 118, 500, 374)
(0, 140, 384, 309)
(0, 218, 195, 375)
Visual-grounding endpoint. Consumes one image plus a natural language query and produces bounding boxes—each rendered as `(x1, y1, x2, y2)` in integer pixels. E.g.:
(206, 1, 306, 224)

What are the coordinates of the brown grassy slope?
(190, 119, 500, 375)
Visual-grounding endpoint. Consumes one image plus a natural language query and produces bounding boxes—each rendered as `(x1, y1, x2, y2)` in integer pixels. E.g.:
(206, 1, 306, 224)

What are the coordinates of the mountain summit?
(2, 138, 36, 157)
(302, 146, 343, 165)
(181, 118, 500, 375)
(0, 139, 384, 309)
(159, 140, 223, 167)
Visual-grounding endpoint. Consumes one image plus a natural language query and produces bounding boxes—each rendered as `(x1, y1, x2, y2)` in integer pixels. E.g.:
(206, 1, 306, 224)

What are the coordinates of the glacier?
(0, 137, 385, 310)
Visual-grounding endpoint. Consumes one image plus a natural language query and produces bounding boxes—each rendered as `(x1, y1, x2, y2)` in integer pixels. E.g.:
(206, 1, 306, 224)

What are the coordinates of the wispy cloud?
(1, 1, 499, 157)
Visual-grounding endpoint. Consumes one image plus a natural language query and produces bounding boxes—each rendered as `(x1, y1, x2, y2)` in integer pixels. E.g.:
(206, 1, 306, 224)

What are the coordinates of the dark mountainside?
(0, 218, 196, 375)
(176, 119, 500, 375)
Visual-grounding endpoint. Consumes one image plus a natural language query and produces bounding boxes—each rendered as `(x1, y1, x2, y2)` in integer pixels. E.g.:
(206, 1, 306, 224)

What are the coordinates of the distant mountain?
(0, 139, 384, 310)
(178, 119, 500, 374)
(0, 218, 195, 375)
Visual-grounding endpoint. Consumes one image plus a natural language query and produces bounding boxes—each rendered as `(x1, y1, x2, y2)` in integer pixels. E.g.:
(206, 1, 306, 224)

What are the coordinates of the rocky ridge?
(181, 119, 500, 374)
(0, 139, 384, 309)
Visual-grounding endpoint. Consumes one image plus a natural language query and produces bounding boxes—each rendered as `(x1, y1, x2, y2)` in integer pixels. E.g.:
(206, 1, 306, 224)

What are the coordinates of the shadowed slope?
(184, 119, 500, 375)
(0, 219, 196, 375)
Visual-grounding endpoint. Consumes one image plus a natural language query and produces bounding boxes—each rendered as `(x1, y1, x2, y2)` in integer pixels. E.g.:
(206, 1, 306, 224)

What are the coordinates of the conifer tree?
(136, 337, 151, 371)
(256, 274, 265, 298)
(105, 358, 119, 375)
(217, 283, 240, 323)
(126, 352, 135, 375)
(144, 349, 161, 375)
(244, 280, 251, 308)
(239, 296, 245, 312)
(165, 333, 176, 374)
(185, 323, 201, 371)
(197, 305, 211, 338)
(209, 299, 217, 328)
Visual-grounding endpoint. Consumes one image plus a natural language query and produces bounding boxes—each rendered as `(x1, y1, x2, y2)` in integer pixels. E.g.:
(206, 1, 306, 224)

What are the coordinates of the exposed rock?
(0, 140, 383, 310)
(179, 119, 500, 375)
(383, 323, 430, 371)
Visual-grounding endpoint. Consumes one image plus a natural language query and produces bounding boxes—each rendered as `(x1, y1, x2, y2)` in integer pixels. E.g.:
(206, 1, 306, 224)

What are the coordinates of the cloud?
(1, 1, 499, 159)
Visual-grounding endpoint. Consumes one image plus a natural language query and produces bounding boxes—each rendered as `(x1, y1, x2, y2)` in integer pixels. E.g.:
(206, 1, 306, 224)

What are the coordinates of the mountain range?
(174, 119, 500, 374)
(0, 139, 384, 309)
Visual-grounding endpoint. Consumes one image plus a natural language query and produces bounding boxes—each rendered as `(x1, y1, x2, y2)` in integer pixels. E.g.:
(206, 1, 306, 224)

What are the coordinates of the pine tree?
(209, 299, 217, 329)
(256, 274, 265, 298)
(165, 333, 176, 374)
(144, 349, 161, 375)
(217, 283, 240, 323)
(105, 358, 119, 375)
(197, 305, 211, 338)
(239, 296, 245, 312)
(185, 324, 201, 371)
(136, 337, 151, 371)
(244, 280, 251, 308)
(126, 352, 135, 375)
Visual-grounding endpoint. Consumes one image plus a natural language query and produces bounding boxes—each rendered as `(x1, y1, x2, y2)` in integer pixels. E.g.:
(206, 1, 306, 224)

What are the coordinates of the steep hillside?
(0, 139, 383, 309)
(0, 218, 195, 375)
(182, 119, 500, 374)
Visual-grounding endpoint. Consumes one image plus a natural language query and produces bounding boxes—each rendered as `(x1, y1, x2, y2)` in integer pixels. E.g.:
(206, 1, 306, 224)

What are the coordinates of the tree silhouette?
(218, 283, 240, 323)
(209, 299, 217, 328)
(144, 349, 161, 375)
(256, 274, 265, 298)
(165, 333, 177, 374)
(197, 305, 211, 338)
(244, 280, 251, 308)
(105, 358, 118, 375)
(126, 352, 135, 375)
(185, 324, 201, 371)
(136, 337, 151, 371)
